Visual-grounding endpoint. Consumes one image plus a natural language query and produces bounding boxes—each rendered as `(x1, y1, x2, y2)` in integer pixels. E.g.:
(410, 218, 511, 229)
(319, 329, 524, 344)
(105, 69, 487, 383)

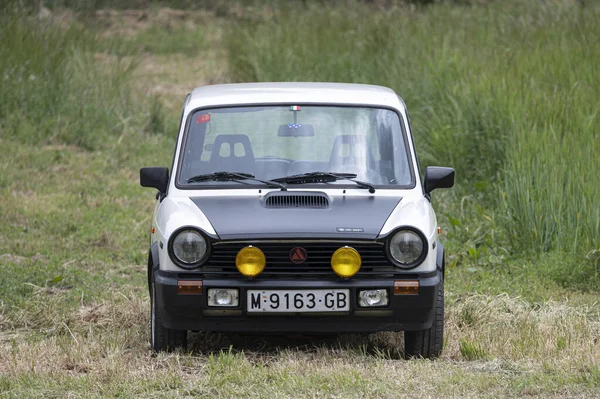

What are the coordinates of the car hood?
(190, 194, 401, 240)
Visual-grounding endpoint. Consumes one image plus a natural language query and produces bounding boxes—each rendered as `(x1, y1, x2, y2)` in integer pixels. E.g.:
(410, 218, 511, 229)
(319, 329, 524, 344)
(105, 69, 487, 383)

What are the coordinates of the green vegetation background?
(1, 0, 599, 397)
(2, 0, 598, 293)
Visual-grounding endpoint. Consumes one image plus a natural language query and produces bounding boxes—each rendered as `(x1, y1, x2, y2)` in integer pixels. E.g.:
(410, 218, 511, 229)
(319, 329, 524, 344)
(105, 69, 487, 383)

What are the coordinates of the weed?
(459, 339, 489, 361)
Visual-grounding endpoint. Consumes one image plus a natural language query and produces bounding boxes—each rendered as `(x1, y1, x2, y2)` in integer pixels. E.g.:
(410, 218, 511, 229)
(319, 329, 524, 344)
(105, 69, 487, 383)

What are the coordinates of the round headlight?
(331, 246, 362, 278)
(236, 246, 266, 277)
(388, 229, 426, 267)
(170, 229, 208, 267)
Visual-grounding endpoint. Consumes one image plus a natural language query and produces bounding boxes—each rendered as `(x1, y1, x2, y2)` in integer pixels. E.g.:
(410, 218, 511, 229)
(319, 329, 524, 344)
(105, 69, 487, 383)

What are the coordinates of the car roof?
(186, 82, 405, 111)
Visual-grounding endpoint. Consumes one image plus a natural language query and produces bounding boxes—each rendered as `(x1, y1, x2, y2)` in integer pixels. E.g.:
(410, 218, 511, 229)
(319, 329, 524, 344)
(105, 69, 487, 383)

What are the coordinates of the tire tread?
(151, 281, 187, 352)
(404, 277, 444, 359)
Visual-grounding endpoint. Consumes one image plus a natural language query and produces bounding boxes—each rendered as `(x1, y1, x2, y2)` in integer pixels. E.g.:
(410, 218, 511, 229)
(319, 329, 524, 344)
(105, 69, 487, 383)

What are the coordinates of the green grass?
(97, 22, 207, 57)
(0, 14, 163, 150)
(224, 0, 600, 284)
(134, 23, 206, 56)
(1, 2, 600, 398)
(459, 339, 488, 361)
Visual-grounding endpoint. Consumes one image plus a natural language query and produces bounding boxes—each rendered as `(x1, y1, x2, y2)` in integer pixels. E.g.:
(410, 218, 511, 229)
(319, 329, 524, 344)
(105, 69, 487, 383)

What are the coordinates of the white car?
(140, 82, 454, 358)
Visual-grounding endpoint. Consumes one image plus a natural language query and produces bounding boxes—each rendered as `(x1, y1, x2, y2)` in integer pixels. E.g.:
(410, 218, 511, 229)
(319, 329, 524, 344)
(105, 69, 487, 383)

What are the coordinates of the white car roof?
(186, 82, 406, 111)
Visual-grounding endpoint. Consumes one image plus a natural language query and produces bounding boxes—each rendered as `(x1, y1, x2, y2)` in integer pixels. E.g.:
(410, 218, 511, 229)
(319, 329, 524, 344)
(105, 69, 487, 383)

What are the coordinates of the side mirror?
(140, 167, 169, 193)
(424, 166, 455, 194)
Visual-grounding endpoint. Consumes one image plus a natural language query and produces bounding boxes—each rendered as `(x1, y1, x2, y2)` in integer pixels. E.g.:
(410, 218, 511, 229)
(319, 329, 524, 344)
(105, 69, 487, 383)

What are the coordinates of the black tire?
(147, 252, 153, 298)
(150, 280, 187, 352)
(404, 277, 444, 359)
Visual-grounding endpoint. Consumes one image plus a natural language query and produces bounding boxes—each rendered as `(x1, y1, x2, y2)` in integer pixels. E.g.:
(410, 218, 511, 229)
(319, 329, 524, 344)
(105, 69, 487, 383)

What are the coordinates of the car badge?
(289, 247, 308, 264)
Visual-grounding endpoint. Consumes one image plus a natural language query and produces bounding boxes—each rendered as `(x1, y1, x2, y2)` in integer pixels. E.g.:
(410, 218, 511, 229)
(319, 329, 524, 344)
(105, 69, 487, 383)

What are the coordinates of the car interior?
(180, 126, 407, 185)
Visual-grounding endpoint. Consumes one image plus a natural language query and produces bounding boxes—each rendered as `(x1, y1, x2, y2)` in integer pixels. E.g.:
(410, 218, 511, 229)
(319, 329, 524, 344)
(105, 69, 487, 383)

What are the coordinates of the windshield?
(176, 105, 414, 188)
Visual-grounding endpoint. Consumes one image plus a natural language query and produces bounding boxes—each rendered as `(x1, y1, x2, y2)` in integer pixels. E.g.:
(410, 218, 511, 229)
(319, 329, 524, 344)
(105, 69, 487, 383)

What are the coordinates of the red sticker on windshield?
(196, 114, 210, 124)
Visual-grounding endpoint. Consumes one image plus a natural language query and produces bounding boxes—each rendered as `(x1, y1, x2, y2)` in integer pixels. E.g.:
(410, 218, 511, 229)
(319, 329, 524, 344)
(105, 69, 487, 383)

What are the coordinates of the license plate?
(247, 289, 349, 313)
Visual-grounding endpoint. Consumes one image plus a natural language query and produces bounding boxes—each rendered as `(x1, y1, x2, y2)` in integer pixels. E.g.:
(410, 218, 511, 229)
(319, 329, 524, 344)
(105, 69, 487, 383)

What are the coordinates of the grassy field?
(1, 1, 599, 397)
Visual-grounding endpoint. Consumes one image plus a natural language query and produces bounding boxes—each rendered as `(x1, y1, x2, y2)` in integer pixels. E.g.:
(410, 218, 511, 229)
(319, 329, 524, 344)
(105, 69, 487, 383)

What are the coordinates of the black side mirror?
(140, 167, 169, 193)
(424, 166, 455, 194)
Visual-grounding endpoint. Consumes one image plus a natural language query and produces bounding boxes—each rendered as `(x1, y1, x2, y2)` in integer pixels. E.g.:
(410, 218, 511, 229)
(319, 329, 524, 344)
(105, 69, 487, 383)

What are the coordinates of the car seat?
(329, 135, 387, 184)
(207, 134, 255, 174)
(329, 135, 375, 170)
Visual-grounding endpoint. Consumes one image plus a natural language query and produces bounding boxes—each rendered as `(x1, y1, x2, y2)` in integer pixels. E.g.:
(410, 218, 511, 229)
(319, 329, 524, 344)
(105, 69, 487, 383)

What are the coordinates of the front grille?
(201, 241, 403, 279)
(264, 192, 329, 209)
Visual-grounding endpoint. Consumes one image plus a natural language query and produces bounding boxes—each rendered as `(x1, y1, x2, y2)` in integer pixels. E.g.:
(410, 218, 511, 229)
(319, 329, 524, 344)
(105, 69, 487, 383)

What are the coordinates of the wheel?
(150, 279, 187, 352)
(404, 277, 444, 359)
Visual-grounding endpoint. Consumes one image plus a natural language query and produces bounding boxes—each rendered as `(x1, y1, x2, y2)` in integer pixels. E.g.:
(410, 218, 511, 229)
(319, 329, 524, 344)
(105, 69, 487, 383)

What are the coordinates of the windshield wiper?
(187, 171, 287, 190)
(272, 172, 375, 193)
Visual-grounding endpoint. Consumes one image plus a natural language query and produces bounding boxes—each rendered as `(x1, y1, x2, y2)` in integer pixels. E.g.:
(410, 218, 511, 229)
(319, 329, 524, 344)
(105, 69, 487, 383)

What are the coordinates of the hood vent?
(264, 192, 329, 209)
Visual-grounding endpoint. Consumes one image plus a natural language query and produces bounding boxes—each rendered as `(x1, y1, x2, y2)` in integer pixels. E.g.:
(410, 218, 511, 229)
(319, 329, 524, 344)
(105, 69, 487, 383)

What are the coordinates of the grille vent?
(201, 241, 402, 279)
(264, 192, 329, 209)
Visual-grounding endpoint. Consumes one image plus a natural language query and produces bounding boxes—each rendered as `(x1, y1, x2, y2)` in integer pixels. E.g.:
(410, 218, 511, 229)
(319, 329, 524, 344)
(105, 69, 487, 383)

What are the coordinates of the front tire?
(150, 280, 187, 352)
(404, 277, 444, 359)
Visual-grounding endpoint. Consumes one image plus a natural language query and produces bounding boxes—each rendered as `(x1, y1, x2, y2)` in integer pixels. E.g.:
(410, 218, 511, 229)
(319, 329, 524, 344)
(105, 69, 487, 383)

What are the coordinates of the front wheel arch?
(148, 242, 160, 297)
(436, 242, 445, 275)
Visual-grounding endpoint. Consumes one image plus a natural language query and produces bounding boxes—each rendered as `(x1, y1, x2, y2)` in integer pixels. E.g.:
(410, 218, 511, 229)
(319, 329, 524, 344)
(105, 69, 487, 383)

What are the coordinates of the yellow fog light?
(331, 246, 361, 278)
(236, 246, 266, 277)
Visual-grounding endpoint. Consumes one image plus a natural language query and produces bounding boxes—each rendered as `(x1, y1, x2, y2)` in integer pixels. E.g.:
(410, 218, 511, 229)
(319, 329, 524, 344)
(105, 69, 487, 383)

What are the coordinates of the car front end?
(140, 82, 454, 358)
(151, 192, 444, 335)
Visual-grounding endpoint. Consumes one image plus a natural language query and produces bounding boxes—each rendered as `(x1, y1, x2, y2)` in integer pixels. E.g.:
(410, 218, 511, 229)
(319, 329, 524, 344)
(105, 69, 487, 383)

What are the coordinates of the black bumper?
(154, 270, 442, 333)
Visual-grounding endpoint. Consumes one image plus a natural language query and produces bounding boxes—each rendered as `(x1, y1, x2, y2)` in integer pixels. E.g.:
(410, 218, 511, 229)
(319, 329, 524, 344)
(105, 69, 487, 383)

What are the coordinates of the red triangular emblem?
(290, 248, 306, 263)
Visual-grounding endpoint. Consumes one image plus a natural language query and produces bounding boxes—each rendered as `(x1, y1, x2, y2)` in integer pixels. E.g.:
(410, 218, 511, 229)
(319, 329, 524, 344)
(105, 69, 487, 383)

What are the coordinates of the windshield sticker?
(289, 105, 301, 111)
(196, 114, 211, 124)
(336, 227, 364, 233)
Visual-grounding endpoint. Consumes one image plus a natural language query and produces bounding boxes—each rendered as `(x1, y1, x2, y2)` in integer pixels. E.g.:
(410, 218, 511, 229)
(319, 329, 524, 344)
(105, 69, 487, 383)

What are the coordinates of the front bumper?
(154, 270, 442, 333)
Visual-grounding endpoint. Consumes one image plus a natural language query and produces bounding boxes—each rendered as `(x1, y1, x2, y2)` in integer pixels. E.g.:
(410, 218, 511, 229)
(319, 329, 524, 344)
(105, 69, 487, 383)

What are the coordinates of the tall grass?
(224, 1, 600, 261)
(0, 14, 155, 150)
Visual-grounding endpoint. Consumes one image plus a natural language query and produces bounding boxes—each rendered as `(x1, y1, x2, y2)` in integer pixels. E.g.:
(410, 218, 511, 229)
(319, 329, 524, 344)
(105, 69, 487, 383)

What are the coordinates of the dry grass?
(1, 290, 599, 398)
